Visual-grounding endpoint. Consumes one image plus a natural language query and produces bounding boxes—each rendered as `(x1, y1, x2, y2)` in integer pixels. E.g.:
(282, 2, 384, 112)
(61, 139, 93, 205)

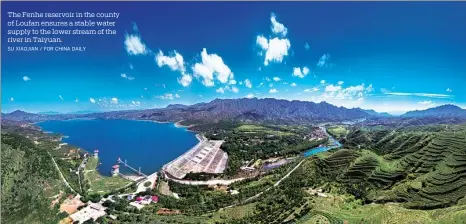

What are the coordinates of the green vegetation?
(83, 157, 131, 195)
(1, 133, 67, 224)
(327, 125, 349, 139)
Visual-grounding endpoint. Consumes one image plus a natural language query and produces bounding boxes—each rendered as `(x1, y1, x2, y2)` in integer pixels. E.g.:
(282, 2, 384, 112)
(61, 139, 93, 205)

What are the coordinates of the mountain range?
(2, 98, 465, 124)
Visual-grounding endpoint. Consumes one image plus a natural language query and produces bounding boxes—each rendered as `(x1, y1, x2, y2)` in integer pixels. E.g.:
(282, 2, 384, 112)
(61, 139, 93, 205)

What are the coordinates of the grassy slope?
(84, 157, 131, 194)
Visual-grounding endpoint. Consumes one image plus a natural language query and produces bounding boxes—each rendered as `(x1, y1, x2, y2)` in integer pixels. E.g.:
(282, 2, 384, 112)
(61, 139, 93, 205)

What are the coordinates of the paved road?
(48, 151, 76, 193)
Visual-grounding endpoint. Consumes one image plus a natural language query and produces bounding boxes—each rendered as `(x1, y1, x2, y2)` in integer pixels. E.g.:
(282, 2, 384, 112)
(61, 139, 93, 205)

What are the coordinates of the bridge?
(117, 157, 148, 177)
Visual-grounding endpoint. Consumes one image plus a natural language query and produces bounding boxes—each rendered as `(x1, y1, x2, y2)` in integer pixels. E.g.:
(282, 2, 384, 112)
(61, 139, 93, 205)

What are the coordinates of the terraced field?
(335, 126, 466, 209)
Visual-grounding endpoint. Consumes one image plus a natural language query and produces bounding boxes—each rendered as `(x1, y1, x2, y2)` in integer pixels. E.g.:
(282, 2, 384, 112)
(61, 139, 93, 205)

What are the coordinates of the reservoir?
(37, 119, 198, 177)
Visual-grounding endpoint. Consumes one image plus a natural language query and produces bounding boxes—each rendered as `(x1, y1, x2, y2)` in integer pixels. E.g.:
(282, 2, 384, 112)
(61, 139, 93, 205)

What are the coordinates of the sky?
(2, 2, 466, 114)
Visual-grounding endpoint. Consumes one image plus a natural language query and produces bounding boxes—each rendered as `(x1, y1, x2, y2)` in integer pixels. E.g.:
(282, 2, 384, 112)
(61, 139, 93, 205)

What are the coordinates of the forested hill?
(1, 133, 67, 224)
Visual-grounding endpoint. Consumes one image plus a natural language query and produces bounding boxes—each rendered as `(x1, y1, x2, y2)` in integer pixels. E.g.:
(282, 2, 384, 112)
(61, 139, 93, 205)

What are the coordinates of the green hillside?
(1, 133, 68, 224)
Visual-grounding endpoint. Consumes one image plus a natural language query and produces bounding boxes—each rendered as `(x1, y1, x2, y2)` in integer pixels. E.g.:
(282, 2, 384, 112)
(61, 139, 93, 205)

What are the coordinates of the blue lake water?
(37, 119, 198, 176)
(303, 135, 342, 157)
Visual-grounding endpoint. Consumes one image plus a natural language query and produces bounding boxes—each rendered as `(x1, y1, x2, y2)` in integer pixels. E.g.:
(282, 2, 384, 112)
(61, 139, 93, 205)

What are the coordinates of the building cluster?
(59, 194, 107, 224)
(127, 194, 159, 210)
(305, 127, 327, 141)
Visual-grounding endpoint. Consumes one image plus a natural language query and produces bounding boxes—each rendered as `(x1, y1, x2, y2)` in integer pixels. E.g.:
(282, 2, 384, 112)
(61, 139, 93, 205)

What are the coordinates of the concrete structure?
(69, 203, 106, 224)
(163, 135, 228, 179)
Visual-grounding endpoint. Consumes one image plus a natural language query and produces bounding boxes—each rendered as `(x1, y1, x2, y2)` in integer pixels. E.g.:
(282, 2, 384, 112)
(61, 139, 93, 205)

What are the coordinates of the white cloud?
(258, 82, 264, 87)
(304, 87, 319, 92)
(304, 42, 310, 51)
(59, 95, 64, 100)
(192, 48, 234, 87)
(216, 87, 225, 94)
(111, 97, 118, 104)
(131, 101, 141, 106)
(337, 81, 344, 85)
(178, 74, 193, 87)
(121, 73, 135, 80)
(292, 66, 310, 78)
(256, 35, 269, 50)
(325, 84, 342, 92)
(246, 93, 255, 98)
(129, 64, 134, 70)
(446, 88, 452, 92)
(418, 101, 435, 106)
(23, 76, 31, 81)
(89, 98, 96, 103)
(317, 54, 330, 68)
(269, 88, 278, 93)
(75, 98, 79, 103)
(9, 97, 14, 102)
(229, 79, 237, 85)
(365, 84, 374, 93)
(270, 13, 288, 36)
(273, 77, 281, 82)
(263, 37, 291, 66)
(269, 83, 274, 87)
(384, 92, 452, 99)
(290, 82, 297, 87)
(320, 80, 326, 84)
(158, 93, 177, 100)
(265, 77, 271, 82)
(155, 50, 185, 72)
(231, 86, 239, 93)
(124, 34, 148, 55)
(244, 79, 252, 88)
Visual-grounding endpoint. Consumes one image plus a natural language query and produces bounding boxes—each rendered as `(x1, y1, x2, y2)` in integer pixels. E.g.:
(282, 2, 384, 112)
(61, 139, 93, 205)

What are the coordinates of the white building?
(69, 203, 106, 224)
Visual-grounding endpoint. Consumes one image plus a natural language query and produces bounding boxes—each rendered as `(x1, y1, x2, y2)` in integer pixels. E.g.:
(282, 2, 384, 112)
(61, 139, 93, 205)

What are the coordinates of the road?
(48, 151, 76, 193)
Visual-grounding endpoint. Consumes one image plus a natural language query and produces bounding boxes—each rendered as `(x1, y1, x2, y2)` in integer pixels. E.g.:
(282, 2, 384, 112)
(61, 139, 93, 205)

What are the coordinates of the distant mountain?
(402, 104, 466, 118)
(38, 111, 61, 115)
(129, 98, 374, 124)
(362, 109, 392, 117)
(2, 98, 378, 124)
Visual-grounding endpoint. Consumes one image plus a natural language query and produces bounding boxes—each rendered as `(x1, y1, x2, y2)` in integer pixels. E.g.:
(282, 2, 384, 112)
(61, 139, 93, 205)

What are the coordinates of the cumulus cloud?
(111, 98, 118, 104)
(256, 36, 291, 66)
(320, 80, 326, 84)
(270, 13, 288, 36)
(9, 97, 14, 102)
(23, 76, 31, 81)
(75, 98, 79, 103)
(124, 34, 148, 56)
(192, 48, 234, 87)
(89, 98, 96, 103)
(317, 54, 331, 68)
(269, 83, 274, 87)
(155, 50, 193, 87)
(325, 84, 342, 92)
(269, 88, 278, 93)
(178, 74, 193, 87)
(290, 82, 297, 87)
(131, 101, 141, 106)
(244, 79, 252, 88)
(59, 95, 64, 100)
(155, 50, 185, 72)
(292, 66, 310, 78)
(216, 85, 238, 94)
(273, 77, 281, 82)
(231, 86, 239, 93)
(216, 87, 225, 94)
(338, 81, 344, 85)
(446, 88, 453, 92)
(229, 79, 237, 85)
(258, 82, 264, 87)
